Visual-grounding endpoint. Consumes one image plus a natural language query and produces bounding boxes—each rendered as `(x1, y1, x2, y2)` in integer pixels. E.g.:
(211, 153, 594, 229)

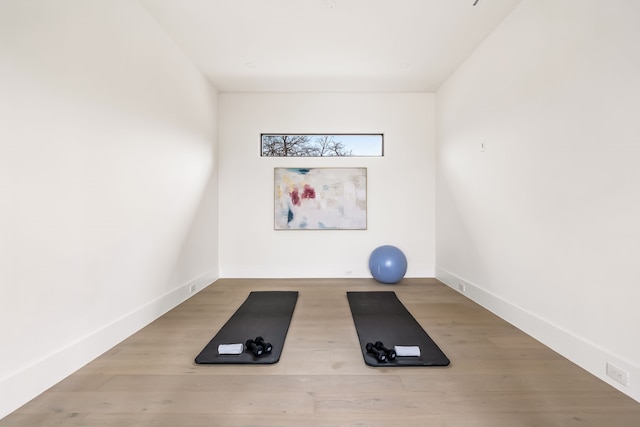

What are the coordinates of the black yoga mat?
(347, 291, 450, 367)
(195, 291, 298, 364)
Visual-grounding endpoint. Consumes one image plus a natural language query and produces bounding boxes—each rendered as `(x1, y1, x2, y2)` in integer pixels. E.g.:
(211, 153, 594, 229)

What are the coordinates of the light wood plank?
(3, 278, 640, 426)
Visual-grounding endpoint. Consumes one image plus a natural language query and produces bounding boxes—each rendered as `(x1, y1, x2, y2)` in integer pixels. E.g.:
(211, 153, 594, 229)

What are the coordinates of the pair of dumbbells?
(366, 341, 397, 362)
(245, 336, 272, 357)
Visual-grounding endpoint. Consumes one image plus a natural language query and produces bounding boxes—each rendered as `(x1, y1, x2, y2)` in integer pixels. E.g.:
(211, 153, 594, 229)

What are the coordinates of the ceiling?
(139, 0, 522, 93)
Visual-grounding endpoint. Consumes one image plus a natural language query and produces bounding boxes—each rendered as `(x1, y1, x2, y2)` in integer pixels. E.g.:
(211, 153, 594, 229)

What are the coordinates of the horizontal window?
(261, 134, 383, 157)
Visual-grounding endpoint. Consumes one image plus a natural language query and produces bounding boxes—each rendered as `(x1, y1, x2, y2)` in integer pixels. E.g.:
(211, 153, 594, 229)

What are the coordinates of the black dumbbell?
(246, 339, 264, 357)
(374, 341, 397, 360)
(255, 336, 272, 353)
(365, 342, 387, 362)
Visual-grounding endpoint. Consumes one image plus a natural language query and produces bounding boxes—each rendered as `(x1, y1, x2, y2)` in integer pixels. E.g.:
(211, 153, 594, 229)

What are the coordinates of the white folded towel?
(394, 345, 421, 357)
(218, 343, 243, 355)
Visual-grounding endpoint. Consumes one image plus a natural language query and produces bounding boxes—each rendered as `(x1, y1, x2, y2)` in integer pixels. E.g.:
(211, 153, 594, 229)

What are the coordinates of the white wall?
(0, 0, 219, 418)
(436, 0, 640, 401)
(219, 93, 435, 278)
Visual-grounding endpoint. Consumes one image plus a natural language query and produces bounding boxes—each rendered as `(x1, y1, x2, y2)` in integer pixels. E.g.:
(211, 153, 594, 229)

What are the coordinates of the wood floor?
(3, 278, 640, 426)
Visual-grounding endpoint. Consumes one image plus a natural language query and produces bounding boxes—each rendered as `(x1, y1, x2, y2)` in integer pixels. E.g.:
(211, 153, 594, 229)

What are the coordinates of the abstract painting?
(274, 167, 367, 230)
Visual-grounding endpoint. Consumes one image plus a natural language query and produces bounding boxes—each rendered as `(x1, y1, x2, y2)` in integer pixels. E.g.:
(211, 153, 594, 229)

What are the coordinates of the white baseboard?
(436, 266, 639, 403)
(219, 263, 435, 279)
(0, 271, 217, 420)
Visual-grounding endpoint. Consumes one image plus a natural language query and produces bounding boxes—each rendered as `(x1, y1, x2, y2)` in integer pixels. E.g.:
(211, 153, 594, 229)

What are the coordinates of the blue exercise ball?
(369, 245, 407, 284)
